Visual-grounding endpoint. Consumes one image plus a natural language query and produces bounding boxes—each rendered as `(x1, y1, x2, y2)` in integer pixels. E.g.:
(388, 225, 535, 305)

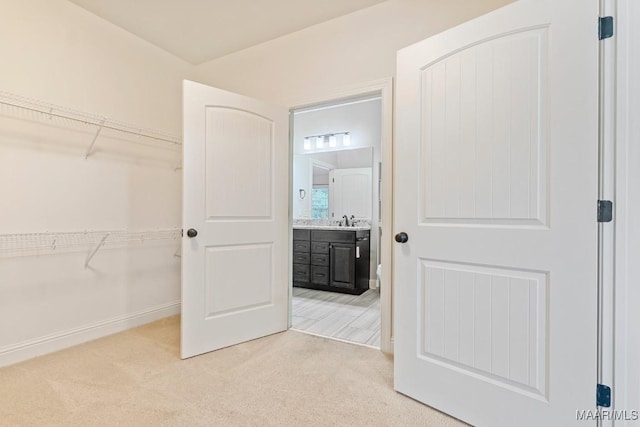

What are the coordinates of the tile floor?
(291, 287, 381, 347)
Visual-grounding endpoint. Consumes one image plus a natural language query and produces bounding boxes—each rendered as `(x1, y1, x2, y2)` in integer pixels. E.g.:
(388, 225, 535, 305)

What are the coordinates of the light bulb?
(343, 133, 351, 146)
(316, 136, 324, 148)
(329, 135, 337, 147)
(303, 137, 311, 150)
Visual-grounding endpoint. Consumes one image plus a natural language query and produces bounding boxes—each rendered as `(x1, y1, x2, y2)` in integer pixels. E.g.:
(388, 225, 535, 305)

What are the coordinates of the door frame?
(287, 78, 394, 354)
(614, 0, 640, 420)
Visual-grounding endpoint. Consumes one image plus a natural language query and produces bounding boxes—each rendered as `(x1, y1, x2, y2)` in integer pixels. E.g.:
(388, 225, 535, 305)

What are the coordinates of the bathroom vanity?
(293, 226, 370, 295)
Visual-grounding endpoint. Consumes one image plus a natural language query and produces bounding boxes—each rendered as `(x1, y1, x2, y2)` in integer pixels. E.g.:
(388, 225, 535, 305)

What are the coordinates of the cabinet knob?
(395, 232, 409, 243)
(187, 228, 198, 238)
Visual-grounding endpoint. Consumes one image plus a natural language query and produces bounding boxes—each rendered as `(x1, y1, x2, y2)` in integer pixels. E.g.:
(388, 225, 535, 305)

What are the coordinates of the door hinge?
(597, 384, 611, 407)
(597, 200, 613, 223)
(599, 16, 614, 40)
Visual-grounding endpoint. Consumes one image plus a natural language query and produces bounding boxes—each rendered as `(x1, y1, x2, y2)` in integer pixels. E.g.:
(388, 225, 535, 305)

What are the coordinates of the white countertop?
(293, 225, 371, 231)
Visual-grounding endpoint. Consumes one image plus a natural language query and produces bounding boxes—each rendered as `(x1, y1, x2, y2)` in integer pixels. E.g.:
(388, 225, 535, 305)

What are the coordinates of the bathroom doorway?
(289, 87, 390, 350)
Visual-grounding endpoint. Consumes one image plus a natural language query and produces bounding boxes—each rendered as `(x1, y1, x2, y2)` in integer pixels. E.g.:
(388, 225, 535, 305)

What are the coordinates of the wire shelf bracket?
(85, 232, 110, 268)
(85, 119, 105, 159)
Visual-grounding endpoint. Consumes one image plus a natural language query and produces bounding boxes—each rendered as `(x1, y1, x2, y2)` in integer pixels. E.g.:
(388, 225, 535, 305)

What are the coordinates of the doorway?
(288, 80, 393, 352)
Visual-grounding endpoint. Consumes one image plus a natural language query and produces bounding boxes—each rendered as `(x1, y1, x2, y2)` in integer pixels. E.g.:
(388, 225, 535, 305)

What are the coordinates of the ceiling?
(68, 0, 387, 65)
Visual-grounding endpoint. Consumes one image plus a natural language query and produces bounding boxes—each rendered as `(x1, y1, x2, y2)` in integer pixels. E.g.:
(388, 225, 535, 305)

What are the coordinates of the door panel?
(330, 243, 355, 288)
(205, 108, 273, 219)
(394, 0, 598, 425)
(419, 260, 546, 397)
(182, 80, 288, 359)
(422, 28, 547, 225)
(204, 244, 273, 316)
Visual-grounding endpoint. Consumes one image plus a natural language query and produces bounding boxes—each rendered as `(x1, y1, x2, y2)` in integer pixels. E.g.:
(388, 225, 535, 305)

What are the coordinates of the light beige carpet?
(0, 316, 465, 426)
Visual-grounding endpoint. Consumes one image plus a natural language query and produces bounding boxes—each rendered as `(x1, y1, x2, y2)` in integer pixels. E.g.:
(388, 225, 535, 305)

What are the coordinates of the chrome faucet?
(342, 215, 350, 227)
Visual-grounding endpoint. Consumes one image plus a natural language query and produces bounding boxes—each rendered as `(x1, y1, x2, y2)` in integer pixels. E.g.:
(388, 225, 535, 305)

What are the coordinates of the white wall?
(194, 0, 513, 106)
(0, 0, 193, 366)
(293, 98, 382, 154)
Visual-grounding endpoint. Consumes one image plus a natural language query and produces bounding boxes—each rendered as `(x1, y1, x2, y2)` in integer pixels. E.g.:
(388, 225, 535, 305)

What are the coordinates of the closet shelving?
(0, 229, 182, 267)
(0, 90, 184, 266)
(0, 90, 182, 158)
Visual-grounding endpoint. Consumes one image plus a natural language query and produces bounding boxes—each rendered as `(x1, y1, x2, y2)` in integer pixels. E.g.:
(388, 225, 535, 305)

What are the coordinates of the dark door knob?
(187, 228, 198, 238)
(395, 232, 409, 243)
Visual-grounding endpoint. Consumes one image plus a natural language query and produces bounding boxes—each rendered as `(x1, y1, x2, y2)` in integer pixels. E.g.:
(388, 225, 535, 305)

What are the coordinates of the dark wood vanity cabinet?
(293, 228, 370, 295)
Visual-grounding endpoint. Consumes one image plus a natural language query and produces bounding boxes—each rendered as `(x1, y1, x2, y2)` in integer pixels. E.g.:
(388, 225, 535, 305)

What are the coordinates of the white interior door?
(394, 0, 599, 425)
(181, 80, 289, 359)
(331, 168, 373, 220)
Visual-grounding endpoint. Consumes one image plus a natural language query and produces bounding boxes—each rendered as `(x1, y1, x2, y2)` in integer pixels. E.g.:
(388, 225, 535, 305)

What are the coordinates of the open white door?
(394, 0, 598, 425)
(181, 80, 289, 359)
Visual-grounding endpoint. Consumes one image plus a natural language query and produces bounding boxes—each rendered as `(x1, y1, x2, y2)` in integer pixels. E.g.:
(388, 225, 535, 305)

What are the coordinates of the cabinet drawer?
(310, 253, 329, 266)
(311, 230, 355, 244)
(311, 266, 330, 285)
(293, 252, 310, 265)
(293, 263, 310, 282)
(311, 241, 330, 254)
(293, 240, 310, 253)
(293, 229, 310, 241)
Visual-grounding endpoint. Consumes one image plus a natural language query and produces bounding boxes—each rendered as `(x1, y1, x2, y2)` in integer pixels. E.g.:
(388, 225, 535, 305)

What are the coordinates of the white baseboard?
(0, 301, 181, 368)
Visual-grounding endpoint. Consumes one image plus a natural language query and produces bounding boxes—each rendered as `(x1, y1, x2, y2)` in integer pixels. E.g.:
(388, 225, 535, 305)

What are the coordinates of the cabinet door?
(330, 243, 356, 289)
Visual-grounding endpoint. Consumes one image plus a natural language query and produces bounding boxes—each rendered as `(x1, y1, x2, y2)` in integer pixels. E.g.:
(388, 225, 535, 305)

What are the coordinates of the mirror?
(311, 165, 330, 219)
(293, 147, 373, 220)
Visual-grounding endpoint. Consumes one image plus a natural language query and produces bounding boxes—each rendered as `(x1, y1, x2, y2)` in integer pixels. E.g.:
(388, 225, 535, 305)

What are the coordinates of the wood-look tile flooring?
(292, 287, 381, 348)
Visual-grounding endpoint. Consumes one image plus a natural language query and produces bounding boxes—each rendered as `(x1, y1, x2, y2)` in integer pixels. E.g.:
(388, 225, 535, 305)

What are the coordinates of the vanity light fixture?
(303, 132, 351, 150)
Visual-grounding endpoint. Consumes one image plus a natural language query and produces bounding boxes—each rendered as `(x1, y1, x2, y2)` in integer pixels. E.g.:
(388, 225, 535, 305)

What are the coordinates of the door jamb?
(287, 78, 394, 354)
(613, 0, 639, 420)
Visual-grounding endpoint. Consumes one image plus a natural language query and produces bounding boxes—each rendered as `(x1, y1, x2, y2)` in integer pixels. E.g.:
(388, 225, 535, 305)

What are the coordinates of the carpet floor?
(0, 316, 465, 427)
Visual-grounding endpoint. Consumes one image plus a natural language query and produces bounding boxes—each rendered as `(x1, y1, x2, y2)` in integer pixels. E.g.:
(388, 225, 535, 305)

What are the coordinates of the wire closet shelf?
(0, 90, 182, 149)
(0, 91, 184, 266)
(0, 229, 182, 267)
